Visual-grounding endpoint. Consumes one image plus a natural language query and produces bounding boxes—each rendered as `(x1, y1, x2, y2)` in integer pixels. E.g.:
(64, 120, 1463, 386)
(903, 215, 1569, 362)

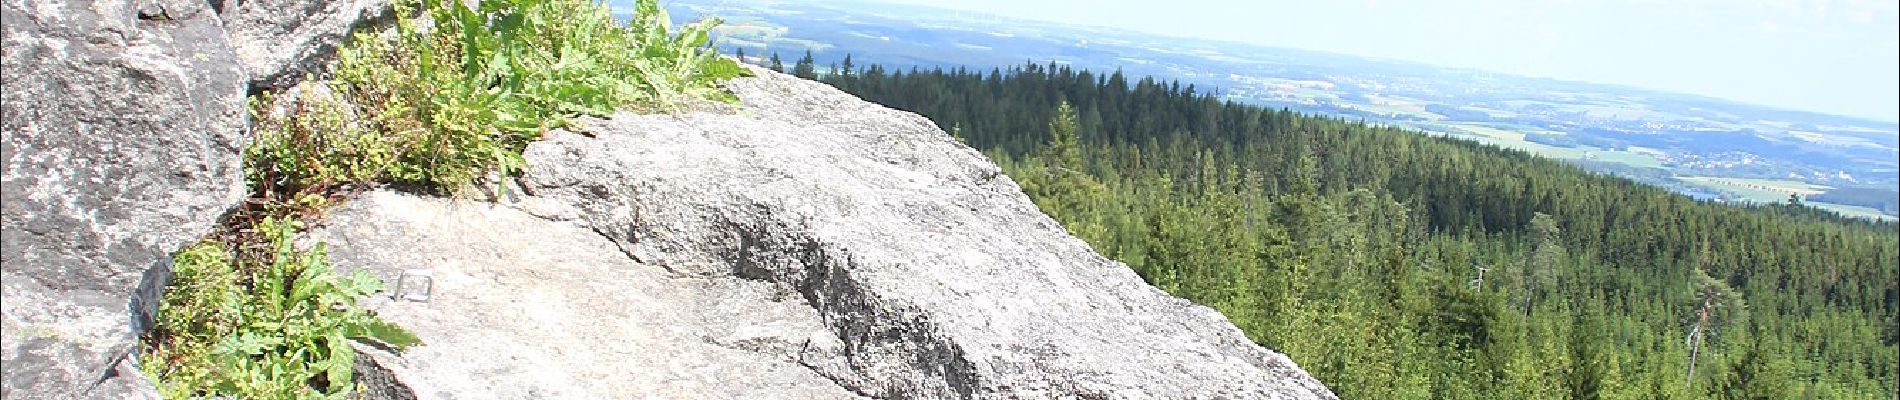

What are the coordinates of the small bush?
(142, 218, 419, 399)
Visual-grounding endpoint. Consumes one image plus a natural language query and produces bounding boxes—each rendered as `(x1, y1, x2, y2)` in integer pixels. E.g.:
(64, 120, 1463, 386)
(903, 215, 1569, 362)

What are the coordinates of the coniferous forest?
(773, 57, 1899, 399)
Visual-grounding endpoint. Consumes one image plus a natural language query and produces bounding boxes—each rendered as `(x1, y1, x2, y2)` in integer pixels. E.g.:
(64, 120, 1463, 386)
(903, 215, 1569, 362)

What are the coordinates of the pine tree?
(1519, 212, 1564, 316)
(769, 52, 784, 73)
(1042, 101, 1083, 171)
(1717, 337, 1793, 399)
(1685, 260, 1745, 389)
(793, 50, 817, 79)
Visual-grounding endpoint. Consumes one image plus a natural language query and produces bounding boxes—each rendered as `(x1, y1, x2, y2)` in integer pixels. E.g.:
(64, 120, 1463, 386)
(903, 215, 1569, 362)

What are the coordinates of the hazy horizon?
(812, 0, 1900, 124)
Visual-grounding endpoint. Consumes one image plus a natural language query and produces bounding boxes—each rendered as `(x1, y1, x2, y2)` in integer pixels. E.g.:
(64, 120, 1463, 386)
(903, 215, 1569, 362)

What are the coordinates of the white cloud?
(1850, 10, 1875, 23)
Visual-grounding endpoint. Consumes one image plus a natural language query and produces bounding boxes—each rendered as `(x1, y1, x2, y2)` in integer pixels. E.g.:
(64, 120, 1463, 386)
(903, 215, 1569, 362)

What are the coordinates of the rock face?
(316, 66, 1336, 399)
(223, 0, 392, 90)
(0, 0, 249, 398)
(316, 191, 867, 399)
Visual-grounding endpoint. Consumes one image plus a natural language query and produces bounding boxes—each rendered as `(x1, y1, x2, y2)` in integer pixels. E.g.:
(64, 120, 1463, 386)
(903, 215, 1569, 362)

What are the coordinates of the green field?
(1679, 176, 1830, 201)
(1812, 202, 1898, 221)
(1452, 124, 1525, 141)
(1673, 177, 1892, 220)
(1420, 123, 1668, 172)
(1680, 176, 1814, 203)
(1473, 136, 1589, 159)
(711, 20, 788, 37)
(1353, 94, 1437, 119)
(1585, 149, 1665, 169)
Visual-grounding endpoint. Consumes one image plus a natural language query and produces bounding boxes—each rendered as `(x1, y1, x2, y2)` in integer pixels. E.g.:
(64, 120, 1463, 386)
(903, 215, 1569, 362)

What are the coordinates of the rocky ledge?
(312, 67, 1336, 399)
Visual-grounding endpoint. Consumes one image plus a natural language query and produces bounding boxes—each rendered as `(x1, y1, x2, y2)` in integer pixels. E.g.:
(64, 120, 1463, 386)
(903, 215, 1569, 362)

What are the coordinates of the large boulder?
(223, 0, 392, 90)
(0, 0, 249, 397)
(319, 66, 1336, 399)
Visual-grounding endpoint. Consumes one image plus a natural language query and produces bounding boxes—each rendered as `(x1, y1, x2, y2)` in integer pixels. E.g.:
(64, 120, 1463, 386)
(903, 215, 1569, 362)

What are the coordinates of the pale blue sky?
(856, 0, 1900, 123)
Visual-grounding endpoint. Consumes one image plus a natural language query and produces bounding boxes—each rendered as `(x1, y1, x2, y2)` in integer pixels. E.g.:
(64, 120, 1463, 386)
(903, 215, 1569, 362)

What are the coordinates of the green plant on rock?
(619, 0, 750, 106)
(259, 0, 752, 193)
(142, 217, 419, 399)
(246, 88, 396, 204)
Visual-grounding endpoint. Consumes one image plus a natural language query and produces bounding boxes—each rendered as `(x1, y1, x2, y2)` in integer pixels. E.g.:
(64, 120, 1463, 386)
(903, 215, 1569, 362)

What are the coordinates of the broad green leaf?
(325, 332, 355, 389)
(350, 319, 422, 350)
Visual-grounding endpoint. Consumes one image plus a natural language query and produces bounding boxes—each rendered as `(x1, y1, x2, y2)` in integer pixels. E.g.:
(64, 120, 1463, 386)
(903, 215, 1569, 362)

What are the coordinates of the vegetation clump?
(141, 0, 747, 397)
(256, 0, 746, 195)
(142, 218, 419, 398)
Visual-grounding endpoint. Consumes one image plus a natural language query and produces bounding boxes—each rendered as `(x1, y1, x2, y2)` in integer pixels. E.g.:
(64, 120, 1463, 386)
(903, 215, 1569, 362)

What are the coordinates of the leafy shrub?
(142, 218, 419, 399)
(253, 0, 749, 193)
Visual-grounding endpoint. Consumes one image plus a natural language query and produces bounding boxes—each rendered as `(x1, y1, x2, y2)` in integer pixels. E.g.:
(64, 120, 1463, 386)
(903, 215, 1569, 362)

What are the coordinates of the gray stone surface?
(224, 0, 392, 90)
(508, 66, 1336, 399)
(315, 191, 869, 400)
(0, 0, 249, 397)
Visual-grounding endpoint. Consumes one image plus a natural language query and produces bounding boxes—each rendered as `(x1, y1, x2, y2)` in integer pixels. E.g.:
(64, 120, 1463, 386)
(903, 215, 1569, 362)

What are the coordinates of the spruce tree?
(793, 50, 817, 79)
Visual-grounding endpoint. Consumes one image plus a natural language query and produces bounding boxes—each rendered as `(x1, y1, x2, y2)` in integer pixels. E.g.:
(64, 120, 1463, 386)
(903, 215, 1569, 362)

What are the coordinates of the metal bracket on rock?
(394, 269, 434, 302)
